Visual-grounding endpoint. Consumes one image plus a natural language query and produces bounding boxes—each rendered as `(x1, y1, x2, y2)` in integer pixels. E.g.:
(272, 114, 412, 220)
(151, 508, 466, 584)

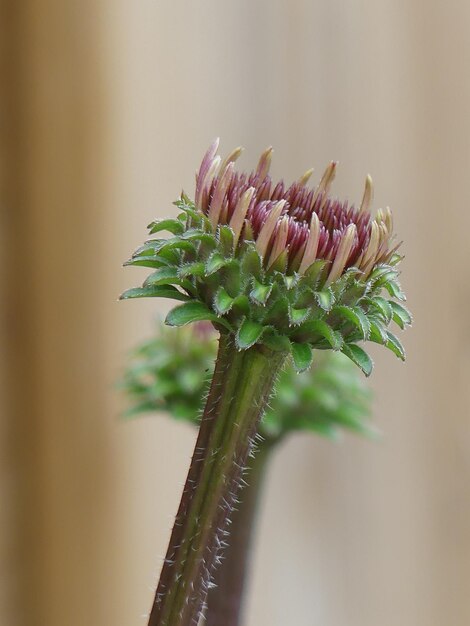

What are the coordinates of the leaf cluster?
(121, 196, 412, 375)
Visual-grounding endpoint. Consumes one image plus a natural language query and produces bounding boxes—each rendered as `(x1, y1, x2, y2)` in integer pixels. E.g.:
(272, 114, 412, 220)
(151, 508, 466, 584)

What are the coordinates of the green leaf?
(240, 245, 263, 281)
(131, 240, 164, 257)
(214, 287, 235, 315)
(173, 194, 195, 211)
(292, 319, 343, 350)
(330, 267, 362, 298)
(143, 266, 181, 287)
(120, 285, 189, 302)
(147, 218, 184, 236)
(369, 296, 393, 323)
(264, 296, 290, 325)
(302, 259, 329, 288)
(165, 301, 225, 328)
(369, 317, 388, 344)
(283, 274, 299, 290)
(157, 238, 196, 254)
(314, 288, 335, 311)
(341, 344, 373, 377)
(384, 279, 406, 301)
(236, 319, 264, 349)
(173, 199, 205, 224)
(181, 230, 216, 246)
(369, 265, 397, 283)
(155, 247, 180, 265)
(268, 249, 289, 274)
(218, 225, 234, 255)
(174, 200, 199, 216)
(124, 256, 169, 269)
(178, 262, 206, 279)
(250, 280, 273, 305)
(175, 195, 212, 231)
(385, 330, 406, 360)
(261, 329, 292, 352)
(389, 301, 412, 329)
(180, 208, 202, 225)
(288, 306, 311, 326)
(291, 343, 313, 372)
(337, 280, 368, 306)
(205, 251, 234, 276)
(333, 305, 371, 340)
(296, 319, 343, 350)
(230, 294, 250, 315)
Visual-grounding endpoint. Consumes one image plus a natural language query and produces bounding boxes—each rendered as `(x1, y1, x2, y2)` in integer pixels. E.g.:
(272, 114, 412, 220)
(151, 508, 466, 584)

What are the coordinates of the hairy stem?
(148, 333, 287, 626)
(203, 440, 273, 626)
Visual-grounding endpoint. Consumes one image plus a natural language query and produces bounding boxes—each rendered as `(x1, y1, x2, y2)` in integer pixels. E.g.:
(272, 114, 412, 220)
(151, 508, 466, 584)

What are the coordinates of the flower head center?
(195, 139, 399, 280)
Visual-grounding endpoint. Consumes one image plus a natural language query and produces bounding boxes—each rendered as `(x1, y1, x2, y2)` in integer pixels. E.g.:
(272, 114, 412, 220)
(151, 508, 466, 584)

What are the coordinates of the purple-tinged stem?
(203, 441, 273, 626)
(148, 334, 286, 626)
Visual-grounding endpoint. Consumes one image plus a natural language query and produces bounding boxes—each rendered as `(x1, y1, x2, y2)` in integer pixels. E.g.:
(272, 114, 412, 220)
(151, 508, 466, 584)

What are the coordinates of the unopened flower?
(195, 139, 398, 282)
(122, 142, 414, 626)
(122, 140, 411, 375)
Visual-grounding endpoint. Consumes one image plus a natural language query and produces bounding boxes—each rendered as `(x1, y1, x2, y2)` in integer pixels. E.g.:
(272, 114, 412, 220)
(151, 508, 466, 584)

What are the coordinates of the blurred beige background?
(1, 1, 470, 625)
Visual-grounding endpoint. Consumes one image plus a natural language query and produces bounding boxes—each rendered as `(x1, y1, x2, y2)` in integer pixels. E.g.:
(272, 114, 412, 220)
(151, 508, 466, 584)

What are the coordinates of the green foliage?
(165, 301, 231, 330)
(290, 342, 313, 373)
(341, 344, 374, 377)
(121, 197, 412, 375)
(236, 319, 265, 350)
(120, 285, 190, 302)
(120, 325, 216, 421)
(120, 323, 374, 442)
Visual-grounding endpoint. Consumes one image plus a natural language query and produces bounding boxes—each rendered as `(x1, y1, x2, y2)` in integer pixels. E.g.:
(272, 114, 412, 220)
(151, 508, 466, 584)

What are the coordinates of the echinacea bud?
(123, 140, 412, 376)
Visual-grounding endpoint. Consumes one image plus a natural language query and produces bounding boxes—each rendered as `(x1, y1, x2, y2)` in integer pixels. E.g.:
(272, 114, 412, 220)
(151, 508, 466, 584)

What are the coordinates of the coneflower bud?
(122, 140, 411, 375)
(121, 141, 413, 626)
(193, 143, 398, 284)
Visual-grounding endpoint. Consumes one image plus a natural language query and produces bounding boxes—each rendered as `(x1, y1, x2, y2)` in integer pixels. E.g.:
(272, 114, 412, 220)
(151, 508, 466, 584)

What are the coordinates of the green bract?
(121, 194, 411, 375)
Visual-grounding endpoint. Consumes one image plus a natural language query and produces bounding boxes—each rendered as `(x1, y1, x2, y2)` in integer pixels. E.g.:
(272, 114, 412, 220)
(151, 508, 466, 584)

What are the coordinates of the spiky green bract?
(122, 196, 411, 375)
(121, 323, 373, 440)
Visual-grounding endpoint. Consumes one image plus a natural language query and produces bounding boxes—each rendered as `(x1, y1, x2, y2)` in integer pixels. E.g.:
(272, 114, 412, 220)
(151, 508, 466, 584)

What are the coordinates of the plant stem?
(148, 333, 287, 626)
(203, 440, 274, 626)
